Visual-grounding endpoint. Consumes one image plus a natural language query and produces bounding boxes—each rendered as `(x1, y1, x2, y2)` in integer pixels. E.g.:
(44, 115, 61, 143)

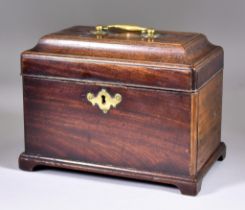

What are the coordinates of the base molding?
(19, 142, 226, 196)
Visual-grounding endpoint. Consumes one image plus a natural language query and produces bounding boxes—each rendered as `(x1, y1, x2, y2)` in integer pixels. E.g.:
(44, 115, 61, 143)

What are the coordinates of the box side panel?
(197, 70, 223, 172)
(23, 76, 192, 177)
(189, 93, 198, 176)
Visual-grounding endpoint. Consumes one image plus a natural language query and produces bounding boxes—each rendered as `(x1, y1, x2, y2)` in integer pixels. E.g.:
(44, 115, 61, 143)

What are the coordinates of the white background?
(0, 0, 245, 209)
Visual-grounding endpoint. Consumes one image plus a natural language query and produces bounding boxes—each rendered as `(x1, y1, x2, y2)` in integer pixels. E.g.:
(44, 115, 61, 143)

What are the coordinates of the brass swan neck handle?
(95, 24, 155, 38)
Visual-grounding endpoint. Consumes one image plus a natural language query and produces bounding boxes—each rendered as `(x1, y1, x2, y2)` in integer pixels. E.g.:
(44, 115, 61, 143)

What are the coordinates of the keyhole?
(101, 95, 106, 104)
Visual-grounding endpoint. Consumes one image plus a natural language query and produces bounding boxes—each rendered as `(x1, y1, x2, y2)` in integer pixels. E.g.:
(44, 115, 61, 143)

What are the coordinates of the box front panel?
(23, 76, 192, 177)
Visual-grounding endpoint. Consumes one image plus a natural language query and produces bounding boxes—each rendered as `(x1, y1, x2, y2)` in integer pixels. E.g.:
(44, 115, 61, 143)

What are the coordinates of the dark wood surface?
(19, 142, 226, 196)
(35, 26, 213, 64)
(20, 71, 226, 195)
(23, 76, 192, 177)
(22, 52, 193, 90)
(197, 71, 223, 171)
(19, 25, 226, 195)
(22, 25, 223, 90)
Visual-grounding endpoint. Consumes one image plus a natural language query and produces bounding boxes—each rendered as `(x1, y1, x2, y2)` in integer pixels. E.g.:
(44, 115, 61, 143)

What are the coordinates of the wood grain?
(19, 25, 226, 195)
(35, 25, 213, 64)
(19, 142, 226, 196)
(21, 53, 193, 90)
(21, 25, 223, 90)
(23, 76, 192, 177)
(197, 71, 223, 171)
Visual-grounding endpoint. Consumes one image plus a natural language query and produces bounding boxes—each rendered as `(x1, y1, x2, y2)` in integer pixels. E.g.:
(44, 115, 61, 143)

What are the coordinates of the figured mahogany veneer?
(19, 26, 226, 195)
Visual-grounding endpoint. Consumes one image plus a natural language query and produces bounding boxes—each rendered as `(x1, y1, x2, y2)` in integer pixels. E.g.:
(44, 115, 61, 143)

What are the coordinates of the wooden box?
(19, 25, 226, 195)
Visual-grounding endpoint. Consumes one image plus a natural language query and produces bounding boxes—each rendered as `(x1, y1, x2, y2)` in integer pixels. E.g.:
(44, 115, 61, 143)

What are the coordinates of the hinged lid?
(21, 25, 223, 91)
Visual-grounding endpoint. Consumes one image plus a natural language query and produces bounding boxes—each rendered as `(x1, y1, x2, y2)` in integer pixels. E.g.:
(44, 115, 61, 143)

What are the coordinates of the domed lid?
(21, 25, 223, 90)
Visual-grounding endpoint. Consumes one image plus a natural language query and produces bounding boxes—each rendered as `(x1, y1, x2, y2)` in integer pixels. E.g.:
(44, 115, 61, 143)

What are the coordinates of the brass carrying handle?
(95, 24, 155, 38)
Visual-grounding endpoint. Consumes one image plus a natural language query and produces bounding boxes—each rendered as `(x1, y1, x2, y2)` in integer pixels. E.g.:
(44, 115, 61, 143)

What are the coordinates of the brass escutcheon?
(86, 89, 122, 114)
